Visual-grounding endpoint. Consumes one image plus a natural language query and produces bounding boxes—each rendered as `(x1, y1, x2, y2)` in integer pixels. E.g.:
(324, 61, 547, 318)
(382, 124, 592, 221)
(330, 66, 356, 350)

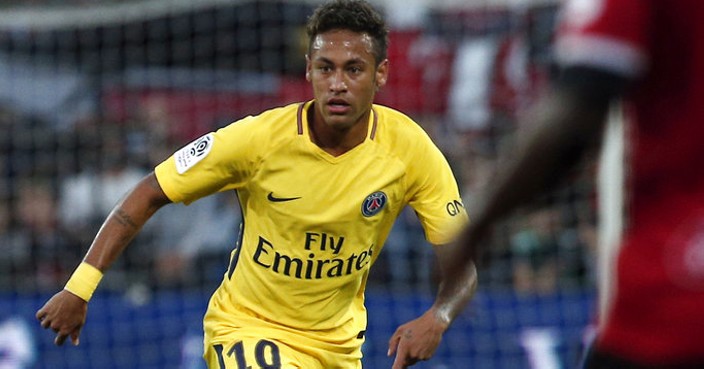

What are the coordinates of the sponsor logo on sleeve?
(446, 199, 465, 216)
(174, 133, 213, 174)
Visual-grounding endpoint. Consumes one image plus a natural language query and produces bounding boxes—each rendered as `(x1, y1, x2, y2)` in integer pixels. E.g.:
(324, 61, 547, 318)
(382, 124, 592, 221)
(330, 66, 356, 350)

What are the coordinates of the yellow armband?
(64, 262, 104, 302)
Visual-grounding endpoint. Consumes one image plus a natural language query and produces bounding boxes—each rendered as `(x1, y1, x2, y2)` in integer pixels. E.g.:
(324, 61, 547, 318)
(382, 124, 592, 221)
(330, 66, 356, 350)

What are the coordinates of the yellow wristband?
(64, 262, 103, 302)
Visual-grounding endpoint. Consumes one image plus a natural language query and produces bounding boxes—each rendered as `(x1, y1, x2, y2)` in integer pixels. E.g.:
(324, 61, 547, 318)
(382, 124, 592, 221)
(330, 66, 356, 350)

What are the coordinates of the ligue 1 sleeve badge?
(361, 191, 387, 217)
(175, 133, 213, 174)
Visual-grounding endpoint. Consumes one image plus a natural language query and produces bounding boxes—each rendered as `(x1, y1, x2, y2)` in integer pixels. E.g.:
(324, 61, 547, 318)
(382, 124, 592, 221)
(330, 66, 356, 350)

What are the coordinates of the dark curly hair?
(306, 0, 389, 65)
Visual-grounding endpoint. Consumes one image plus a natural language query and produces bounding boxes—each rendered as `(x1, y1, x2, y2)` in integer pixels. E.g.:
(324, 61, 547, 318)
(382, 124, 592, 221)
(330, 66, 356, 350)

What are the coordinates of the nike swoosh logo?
(267, 192, 301, 202)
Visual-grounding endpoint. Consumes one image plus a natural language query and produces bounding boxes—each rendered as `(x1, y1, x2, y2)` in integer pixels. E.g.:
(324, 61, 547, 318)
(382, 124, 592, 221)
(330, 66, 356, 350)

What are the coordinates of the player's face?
(306, 29, 388, 131)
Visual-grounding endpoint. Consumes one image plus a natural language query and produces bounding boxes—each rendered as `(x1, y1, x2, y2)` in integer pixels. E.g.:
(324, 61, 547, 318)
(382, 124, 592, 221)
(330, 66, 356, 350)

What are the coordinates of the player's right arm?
(36, 172, 171, 346)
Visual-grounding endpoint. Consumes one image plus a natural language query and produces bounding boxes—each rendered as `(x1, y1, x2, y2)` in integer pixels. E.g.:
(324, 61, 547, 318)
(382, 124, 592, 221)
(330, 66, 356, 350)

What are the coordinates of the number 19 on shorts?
(213, 339, 282, 369)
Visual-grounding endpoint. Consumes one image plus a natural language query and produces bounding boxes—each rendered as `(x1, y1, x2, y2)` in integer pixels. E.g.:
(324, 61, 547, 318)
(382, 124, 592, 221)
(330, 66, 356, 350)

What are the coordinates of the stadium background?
(0, 0, 599, 368)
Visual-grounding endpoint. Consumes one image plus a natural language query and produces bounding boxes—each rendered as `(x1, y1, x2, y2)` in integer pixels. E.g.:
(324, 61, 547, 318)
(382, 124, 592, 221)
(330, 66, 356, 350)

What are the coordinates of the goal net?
(0, 1, 599, 368)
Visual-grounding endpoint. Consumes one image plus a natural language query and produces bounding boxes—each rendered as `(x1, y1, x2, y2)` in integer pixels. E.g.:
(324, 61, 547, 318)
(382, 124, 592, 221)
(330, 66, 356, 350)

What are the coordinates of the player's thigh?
(204, 337, 319, 369)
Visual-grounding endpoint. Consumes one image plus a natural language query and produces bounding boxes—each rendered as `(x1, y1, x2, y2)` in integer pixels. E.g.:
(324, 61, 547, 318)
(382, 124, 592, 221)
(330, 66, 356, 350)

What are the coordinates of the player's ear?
(375, 59, 389, 89)
(305, 54, 312, 81)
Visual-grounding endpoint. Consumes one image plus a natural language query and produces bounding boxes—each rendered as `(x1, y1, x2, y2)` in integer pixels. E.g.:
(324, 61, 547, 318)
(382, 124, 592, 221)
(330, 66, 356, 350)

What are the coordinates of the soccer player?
(446, 0, 704, 368)
(35, 1, 477, 368)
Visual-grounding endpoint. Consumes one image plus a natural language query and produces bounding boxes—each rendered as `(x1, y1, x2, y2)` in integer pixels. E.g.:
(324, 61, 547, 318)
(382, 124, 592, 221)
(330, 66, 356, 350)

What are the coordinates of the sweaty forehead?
(310, 30, 375, 58)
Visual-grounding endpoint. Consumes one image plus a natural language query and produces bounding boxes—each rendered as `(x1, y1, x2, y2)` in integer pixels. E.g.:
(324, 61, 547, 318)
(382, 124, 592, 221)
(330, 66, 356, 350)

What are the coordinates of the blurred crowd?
(0, 101, 241, 293)
(0, 0, 597, 296)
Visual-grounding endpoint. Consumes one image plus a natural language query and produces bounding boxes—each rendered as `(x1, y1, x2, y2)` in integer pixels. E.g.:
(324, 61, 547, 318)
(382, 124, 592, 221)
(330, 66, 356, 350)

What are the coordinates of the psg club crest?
(361, 191, 387, 217)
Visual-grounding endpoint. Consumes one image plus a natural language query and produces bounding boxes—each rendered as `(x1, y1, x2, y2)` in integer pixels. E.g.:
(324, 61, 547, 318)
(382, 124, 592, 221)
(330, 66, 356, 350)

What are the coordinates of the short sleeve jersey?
(556, 0, 704, 362)
(155, 101, 467, 351)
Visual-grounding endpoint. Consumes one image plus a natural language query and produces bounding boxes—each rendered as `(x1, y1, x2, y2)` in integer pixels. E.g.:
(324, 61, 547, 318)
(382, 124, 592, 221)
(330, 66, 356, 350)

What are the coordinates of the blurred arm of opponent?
(387, 61, 629, 367)
(35, 173, 171, 346)
(446, 67, 625, 300)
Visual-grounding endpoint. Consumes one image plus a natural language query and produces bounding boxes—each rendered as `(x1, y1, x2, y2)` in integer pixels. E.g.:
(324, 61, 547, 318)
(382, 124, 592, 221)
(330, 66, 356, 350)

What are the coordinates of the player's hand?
(387, 309, 448, 369)
(36, 289, 88, 346)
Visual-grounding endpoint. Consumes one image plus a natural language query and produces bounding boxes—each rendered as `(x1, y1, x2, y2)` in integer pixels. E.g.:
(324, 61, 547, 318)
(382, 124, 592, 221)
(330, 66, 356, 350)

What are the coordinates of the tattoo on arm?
(114, 208, 138, 229)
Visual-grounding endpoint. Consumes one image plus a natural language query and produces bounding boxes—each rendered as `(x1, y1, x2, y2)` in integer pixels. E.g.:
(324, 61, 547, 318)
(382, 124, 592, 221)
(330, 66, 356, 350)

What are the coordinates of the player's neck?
(308, 107, 369, 157)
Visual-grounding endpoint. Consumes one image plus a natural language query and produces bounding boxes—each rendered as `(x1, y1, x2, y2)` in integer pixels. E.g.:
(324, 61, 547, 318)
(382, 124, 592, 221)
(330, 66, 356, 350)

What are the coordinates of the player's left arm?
(387, 122, 476, 368)
(388, 242, 477, 369)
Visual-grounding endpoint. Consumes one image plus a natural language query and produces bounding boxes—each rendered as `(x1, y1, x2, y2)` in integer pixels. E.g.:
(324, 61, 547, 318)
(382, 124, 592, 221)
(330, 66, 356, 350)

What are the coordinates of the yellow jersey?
(154, 101, 468, 359)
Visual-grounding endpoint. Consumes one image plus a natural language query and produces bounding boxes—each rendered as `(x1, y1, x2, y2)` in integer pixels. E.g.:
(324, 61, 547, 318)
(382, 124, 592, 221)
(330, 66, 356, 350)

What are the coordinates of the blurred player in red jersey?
(446, 0, 704, 368)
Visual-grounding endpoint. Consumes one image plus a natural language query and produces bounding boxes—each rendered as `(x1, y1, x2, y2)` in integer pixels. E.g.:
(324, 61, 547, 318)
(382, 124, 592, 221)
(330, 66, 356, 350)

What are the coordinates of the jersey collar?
(296, 101, 378, 140)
